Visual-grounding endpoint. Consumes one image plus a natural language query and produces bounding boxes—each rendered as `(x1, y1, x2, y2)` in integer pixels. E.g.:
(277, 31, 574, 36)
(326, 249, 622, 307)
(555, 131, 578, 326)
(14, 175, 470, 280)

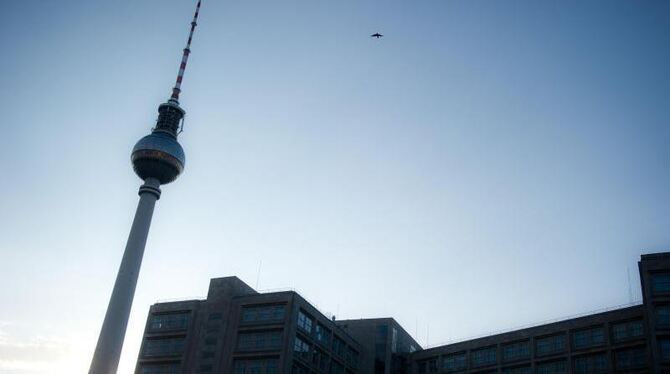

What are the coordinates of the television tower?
(89, 1, 202, 373)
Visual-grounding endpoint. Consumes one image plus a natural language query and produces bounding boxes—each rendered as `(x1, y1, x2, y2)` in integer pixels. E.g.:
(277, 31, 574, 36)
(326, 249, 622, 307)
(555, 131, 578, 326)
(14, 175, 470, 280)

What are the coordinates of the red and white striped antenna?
(170, 0, 202, 102)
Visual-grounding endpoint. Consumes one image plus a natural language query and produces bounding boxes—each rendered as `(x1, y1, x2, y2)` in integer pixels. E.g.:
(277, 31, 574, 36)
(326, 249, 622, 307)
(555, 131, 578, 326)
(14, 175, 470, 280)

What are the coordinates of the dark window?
(536, 334, 566, 356)
(659, 338, 670, 361)
(142, 338, 185, 357)
(572, 326, 605, 350)
(656, 305, 670, 329)
(612, 319, 644, 342)
(234, 358, 279, 374)
(333, 336, 346, 357)
(313, 348, 330, 371)
(201, 351, 215, 359)
(426, 359, 438, 373)
(652, 273, 670, 295)
(292, 362, 310, 374)
(148, 312, 190, 331)
(330, 361, 345, 374)
(237, 330, 282, 351)
(199, 364, 213, 372)
(376, 325, 388, 340)
(573, 353, 608, 374)
(345, 346, 359, 368)
(241, 305, 286, 324)
(503, 340, 530, 362)
(208, 312, 222, 320)
(140, 364, 180, 374)
(615, 346, 646, 370)
(536, 360, 566, 374)
(442, 352, 466, 372)
(471, 346, 496, 367)
(204, 336, 217, 346)
(502, 365, 531, 374)
(294, 336, 311, 361)
(297, 310, 314, 333)
(316, 323, 332, 347)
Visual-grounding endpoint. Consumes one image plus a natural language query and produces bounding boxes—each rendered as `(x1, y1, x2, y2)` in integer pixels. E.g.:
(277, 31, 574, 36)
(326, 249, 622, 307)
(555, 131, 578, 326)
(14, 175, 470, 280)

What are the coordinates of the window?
(471, 346, 496, 367)
(313, 348, 330, 371)
(200, 364, 213, 372)
(316, 323, 331, 347)
(292, 362, 310, 374)
(502, 340, 530, 362)
(427, 359, 438, 373)
(201, 351, 215, 359)
(333, 336, 346, 357)
(376, 325, 388, 340)
(536, 334, 566, 356)
(611, 319, 644, 342)
(208, 312, 222, 320)
(294, 336, 311, 361)
(572, 326, 605, 350)
(652, 273, 670, 295)
(345, 346, 359, 368)
(442, 352, 466, 372)
(656, 305, 670, 329)
(502, 365, 531, 374)
(573, 353, 608, 374)
(536, 360, 566, 374)
(330, 361, 345, 374)
(348, 348, 359, 369)
(615, 346, 646, 370)
(391, 327, 398, 353)
(149, 312, 190, 331)
(237, 330, 282, 351)
(659, 338, 670, 361)
(297, 310, 314, 333)
(140, 364, 180, 374)
(234, 359, 279, 374)
(241, 305, 286, 324)
(204, 336, 217, 346)
(143, 338, 185, 357)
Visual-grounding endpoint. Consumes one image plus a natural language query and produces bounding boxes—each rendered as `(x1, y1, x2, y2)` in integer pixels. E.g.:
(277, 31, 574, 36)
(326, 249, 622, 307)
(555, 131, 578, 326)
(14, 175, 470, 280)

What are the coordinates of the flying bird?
(371, 33, 383, 39)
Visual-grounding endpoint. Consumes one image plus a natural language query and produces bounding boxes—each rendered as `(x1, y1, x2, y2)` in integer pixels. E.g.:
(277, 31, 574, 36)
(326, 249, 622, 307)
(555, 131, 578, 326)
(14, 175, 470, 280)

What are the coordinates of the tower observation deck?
(89, 1, 202, 373)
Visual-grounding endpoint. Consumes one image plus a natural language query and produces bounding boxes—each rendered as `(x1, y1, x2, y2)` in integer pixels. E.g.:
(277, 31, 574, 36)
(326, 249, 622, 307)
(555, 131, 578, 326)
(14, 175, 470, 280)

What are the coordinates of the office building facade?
(136, 252, 670, 373)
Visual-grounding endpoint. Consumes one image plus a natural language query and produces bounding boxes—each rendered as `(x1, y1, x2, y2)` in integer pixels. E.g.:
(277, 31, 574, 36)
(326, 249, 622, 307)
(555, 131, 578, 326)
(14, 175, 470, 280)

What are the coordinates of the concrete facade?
(135, 252, 670, 373)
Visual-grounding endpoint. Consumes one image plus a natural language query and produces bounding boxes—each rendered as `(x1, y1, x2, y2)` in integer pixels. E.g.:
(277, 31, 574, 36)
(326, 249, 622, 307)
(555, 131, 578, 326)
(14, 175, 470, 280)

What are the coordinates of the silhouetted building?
(135, 252, 670, 373)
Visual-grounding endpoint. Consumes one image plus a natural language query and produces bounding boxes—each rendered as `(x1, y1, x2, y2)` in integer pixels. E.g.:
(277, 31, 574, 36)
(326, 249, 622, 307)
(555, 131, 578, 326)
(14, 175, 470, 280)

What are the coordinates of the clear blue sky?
(1, 0, 669, 372)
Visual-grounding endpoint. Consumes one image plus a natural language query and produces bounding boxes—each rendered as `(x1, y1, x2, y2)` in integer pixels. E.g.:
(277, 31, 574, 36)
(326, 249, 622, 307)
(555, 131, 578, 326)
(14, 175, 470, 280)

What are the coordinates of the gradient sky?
(1, 0, 669, 372)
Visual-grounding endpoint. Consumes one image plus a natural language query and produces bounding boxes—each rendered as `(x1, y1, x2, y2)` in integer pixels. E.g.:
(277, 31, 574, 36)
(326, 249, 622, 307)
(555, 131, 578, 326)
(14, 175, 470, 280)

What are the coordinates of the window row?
(237, 330, 283, 351)
(148, 312, 190, 331)
(139, 363, 180, 374)
(294, 336, 359, 371)
(234, 358, 279, 374)
(419, 346, 646, 374)
(241, 304, 286, 324)
(293, 359, 355, 374)
(142, 337, 185, 358)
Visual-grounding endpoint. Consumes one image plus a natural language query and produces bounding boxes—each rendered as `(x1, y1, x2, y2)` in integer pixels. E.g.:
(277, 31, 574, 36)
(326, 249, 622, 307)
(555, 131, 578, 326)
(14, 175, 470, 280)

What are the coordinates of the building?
(135, 252, 670, 373)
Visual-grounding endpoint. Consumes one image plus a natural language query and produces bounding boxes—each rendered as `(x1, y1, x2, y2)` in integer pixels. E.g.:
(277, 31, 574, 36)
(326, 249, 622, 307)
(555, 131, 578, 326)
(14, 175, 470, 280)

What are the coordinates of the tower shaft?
(89, 0, 202, 371)
(89, 179, 161, 374)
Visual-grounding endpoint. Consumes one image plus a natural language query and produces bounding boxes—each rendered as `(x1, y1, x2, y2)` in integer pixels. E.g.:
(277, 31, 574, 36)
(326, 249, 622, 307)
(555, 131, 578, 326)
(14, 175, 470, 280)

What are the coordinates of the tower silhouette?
(89, 1, 202, 373)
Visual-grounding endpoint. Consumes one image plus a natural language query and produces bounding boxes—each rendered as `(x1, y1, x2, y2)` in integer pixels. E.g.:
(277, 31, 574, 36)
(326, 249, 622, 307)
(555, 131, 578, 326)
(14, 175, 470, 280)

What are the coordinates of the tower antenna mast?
(89, 1, 202, 373)
(171, 0, 202, 102)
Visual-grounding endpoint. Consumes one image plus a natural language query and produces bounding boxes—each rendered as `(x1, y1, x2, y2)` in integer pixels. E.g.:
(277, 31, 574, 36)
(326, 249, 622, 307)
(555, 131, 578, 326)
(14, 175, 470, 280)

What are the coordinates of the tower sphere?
(131, 132, 185, 184)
